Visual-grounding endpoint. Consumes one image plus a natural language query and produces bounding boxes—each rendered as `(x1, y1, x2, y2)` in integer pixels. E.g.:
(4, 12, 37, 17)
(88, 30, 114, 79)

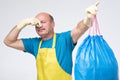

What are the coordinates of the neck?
(41, 32, 54, 41)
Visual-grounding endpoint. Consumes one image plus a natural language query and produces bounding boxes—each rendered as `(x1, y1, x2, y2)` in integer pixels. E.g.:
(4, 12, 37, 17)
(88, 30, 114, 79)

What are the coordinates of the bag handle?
(89, 15, 101, 35)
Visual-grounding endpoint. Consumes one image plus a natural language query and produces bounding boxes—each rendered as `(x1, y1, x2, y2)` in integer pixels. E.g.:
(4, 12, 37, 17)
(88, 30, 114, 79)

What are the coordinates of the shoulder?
(56, 31, 71, 39)
(56, 30, 74, 45)
(22, 37, 42, 48)
(22, 37, 41, 43)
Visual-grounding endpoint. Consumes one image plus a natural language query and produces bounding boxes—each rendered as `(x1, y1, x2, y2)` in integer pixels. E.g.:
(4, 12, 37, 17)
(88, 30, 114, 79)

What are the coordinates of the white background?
(0, 0, 120, 80)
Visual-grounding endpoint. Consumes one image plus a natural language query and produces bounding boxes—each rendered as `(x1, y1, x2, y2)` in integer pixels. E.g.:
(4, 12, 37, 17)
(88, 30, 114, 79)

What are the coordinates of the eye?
(41, 21, 46, 23)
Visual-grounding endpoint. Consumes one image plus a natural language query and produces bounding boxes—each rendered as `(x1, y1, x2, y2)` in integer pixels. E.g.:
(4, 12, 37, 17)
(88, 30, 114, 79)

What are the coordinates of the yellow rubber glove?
(84, 2, 99, 27)
(17, 17, 41, 29)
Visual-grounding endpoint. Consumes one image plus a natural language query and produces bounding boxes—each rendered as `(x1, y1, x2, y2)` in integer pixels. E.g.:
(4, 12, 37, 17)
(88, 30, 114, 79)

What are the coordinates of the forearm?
(4, 25, 22, 46)
(77, 20, 89, 36)
(71, 2, 99, 43)
(71, 20, 89, 43)
(4, 17, 40, 50)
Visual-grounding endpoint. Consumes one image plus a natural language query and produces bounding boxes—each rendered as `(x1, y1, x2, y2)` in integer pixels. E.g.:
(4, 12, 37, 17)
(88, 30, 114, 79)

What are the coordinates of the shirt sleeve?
(22, 38, 34, 54)
(63, 31, 76, 50)
(21, 38, 40, 56)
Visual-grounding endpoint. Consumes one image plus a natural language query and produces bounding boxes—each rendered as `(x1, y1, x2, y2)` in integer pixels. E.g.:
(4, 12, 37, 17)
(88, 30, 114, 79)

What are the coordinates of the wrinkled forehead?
(35, 12, 51, 21)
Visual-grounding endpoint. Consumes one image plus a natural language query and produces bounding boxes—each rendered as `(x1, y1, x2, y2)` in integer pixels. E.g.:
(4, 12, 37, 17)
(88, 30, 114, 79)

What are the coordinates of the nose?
(36, 23, 42, 28)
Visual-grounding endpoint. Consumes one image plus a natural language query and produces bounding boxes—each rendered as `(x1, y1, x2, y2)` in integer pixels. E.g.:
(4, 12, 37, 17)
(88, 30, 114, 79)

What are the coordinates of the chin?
(38, 33, 46, 37)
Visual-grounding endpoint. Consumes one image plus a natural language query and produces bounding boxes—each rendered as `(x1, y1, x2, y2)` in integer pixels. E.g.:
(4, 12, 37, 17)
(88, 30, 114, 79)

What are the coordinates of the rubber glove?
(84, 2, 99, 27)
(17, 17, 41, 29)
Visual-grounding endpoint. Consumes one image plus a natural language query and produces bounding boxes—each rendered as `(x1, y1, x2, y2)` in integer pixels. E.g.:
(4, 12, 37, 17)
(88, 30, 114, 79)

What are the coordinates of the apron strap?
(39, 33, 56, 48)
(52, 33, 56, 48)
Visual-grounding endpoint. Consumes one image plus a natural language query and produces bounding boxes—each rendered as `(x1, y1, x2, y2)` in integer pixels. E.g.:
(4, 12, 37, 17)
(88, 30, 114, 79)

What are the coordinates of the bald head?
(35, 12, 54, 22)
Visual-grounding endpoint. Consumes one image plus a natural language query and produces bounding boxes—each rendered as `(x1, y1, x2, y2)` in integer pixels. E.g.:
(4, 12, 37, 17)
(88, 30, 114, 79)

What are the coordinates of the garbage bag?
(74, 16, 119, 80)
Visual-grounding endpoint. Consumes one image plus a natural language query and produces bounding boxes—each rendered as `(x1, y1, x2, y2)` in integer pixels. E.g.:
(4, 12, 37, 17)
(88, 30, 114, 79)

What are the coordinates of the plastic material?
(74, 16, 119, 80)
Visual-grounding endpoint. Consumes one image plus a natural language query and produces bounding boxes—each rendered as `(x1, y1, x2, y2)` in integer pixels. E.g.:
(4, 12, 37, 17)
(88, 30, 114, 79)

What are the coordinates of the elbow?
(3, 39, 9, 46)
(3, 38, 11, 47)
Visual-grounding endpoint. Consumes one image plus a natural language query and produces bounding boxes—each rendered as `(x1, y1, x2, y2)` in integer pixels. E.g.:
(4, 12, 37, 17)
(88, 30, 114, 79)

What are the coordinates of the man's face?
(35, 13, 55, 38)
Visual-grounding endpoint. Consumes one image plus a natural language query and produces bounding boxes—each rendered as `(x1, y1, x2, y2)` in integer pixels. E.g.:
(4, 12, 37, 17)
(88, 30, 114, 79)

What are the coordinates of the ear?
(52, 21, 55, 28)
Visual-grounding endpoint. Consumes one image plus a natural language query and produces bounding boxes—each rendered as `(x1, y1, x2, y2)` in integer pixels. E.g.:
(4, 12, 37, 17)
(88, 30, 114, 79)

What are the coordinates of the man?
(4, 2, 99, 80)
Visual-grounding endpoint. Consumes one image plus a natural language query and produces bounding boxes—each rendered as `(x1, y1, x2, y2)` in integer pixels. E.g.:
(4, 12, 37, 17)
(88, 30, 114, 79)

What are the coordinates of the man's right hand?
(17, 17, 41, 29)
(4, 17, 41, 50)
